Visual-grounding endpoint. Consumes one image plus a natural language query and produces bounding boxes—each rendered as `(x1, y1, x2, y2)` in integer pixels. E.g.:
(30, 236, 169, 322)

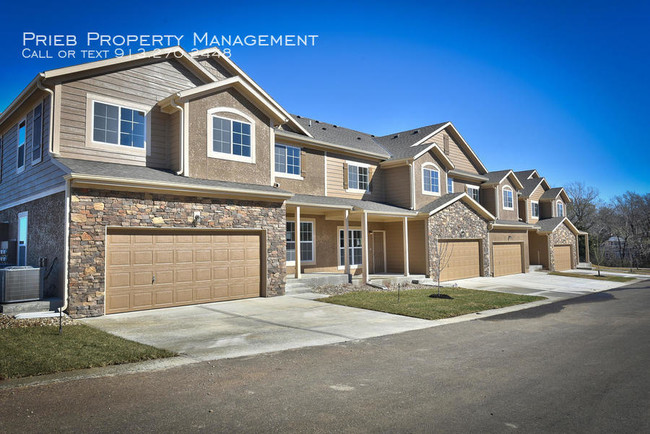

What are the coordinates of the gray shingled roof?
(374, 122, 449, 160)
(536, 217, 566, 232)
(288, 194, 416, 214)
(520, 177, 544, 197)
(417, 192, 465, 214)
(493, 219, 537, 227)
(290, 115, 391, 157)
(540, 187, 564, 200)
(514, 170, 537, 180)
(56, 158, 289, 195)
(482, 170, 513, 185)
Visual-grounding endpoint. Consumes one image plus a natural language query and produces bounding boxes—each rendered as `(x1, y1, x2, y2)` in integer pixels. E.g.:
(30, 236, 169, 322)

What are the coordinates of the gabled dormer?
(539, 187, 571, 218)
(479, 169, 524, 221)
(518, 176, 551, 223)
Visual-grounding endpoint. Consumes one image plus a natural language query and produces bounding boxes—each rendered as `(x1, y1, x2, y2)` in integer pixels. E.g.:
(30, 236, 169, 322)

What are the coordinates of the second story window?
(531, 201, 539, 218)
(557, 201, 564, 217)
(447, 177, 454, 193)
(502, 186, 514, 210)
(468, 185, 480, 201)
(212, 116, 251, 157)
(93, 101, 145, 149)
(348, 164, 369, 191)
(17, 120, 26, 173)
(32, 103, 43, 164)
(275, 144, 301, 176)
(422, 164, 440, 195)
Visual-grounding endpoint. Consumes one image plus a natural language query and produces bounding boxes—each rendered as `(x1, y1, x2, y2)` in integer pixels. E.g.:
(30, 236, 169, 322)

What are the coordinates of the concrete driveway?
(444, 271, 638, 300)
(83, 295, 434, 362)
(83, 272, 637, 364)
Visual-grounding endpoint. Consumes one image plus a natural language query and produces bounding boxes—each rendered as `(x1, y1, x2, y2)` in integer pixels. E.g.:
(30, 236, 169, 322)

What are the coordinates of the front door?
(372, 231, 385, 273)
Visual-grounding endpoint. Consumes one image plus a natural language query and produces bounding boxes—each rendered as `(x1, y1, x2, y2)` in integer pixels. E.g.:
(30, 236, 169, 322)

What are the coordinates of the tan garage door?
(553, 245, 572, 271)
(493, 243, 523, 277)
(439, 240, 481, 281)
(106, 230, 261, 314)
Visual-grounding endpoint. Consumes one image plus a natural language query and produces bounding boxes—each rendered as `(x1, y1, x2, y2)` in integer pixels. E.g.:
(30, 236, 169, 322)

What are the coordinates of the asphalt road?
(1, 281, 649, 433)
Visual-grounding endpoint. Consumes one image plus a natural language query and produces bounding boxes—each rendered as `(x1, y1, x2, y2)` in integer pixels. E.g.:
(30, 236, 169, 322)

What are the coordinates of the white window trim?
(17, 211, 28, 266)
(31, 102, 43, 166)
(274, 143, 303, 180)
(345, 161, 370, 193)
(286, 218, 316, 265)
(502, 186, 514, 210)
(86, 93, 151, 156)
(556, 200, 564, 217)
(447, 176, 454, 193)
(531, 200, 539, 218)
(337, 226, 363, 269)
(207, 107, 256, 164)
(467, 185, 480, 201)
(16, 119, 26, 174)
(421, 162, 441, 196)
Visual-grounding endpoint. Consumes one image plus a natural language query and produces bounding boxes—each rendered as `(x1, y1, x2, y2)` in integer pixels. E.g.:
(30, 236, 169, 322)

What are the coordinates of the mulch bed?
(0, 313, 77, 329)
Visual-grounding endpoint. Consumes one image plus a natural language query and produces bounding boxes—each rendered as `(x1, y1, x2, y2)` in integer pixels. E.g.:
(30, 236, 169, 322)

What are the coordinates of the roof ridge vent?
(333, 125, 338, 128)
(309, 120, 312, 127)
(412, 130, 419, 134)
(393, 134, 399, 139)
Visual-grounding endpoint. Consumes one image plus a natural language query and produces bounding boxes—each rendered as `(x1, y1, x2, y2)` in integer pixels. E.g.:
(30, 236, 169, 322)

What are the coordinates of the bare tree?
(431, 237, 453, 297)
(566, 182, 599, 232)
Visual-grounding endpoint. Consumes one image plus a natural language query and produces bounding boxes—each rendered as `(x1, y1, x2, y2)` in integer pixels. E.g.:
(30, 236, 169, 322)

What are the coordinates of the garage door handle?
(152, 275, 156, 284)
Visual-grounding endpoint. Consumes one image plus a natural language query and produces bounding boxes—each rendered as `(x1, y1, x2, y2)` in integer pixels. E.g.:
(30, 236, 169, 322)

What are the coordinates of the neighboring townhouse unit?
(514, 170, 583, 271)
(0, 47, 582, 317)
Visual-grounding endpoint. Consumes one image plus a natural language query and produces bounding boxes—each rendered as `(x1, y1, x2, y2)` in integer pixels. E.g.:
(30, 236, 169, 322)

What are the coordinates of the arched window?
(422, 163, 440, 195)
(207, 107, 256, 163)
(502, 186, 514, 210)
(556, 200, 564, 217)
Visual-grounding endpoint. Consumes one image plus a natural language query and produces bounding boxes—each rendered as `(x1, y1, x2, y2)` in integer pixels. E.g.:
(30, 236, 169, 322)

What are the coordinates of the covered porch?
(286, 195, 425, 284)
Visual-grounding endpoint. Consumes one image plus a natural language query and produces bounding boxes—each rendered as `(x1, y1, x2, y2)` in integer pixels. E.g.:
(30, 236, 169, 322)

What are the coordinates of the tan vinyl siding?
(57, 59, 204, 167)
(497, 178, 519, 221)
(480, 186, 497, 216)
(422, 130, 479, 174)
(325, 152, 382, 200)
(385, 220, 427, 274)
(413, 150, 449, 210)
(383, 165, 411, 208)
(528, 184, 544, 223)
(0, 96, 66, 210)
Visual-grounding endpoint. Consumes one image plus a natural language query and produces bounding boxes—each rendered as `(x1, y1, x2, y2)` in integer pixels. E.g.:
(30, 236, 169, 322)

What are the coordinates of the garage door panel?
(554, 245, 572, 271)
(439, 240, 481, 282)
(106, 231, 262, 314)
(493, 243, 523, 277)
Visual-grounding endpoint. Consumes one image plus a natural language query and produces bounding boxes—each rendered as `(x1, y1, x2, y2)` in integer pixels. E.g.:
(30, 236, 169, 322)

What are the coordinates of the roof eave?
(274, 129, 390, 160)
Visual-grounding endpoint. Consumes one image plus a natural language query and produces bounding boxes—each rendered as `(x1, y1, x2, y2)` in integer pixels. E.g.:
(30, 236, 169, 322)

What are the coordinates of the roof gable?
(483, 169, 524, 190)
(418, 192, 495, 221)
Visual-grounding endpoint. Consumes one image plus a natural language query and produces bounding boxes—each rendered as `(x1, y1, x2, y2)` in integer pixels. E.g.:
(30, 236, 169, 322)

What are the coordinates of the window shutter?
(343, 162, 348, 189)
(368, 166, 375, 192)
(300, 149, 306, 178)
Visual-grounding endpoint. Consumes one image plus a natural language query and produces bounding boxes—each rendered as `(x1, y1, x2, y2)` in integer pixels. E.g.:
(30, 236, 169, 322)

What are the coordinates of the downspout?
(59, 179, 71, 313)
(409, 161, 415, 210)
(170, 96, 184, 176)
(36, 73, 54, 154)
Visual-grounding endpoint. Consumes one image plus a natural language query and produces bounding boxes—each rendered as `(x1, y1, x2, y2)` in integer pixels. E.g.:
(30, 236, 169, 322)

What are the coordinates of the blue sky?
(1, 0, 648, 200)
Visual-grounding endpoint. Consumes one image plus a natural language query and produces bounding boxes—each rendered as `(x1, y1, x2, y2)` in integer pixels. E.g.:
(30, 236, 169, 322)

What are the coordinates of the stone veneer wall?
(549, 223, 577, 271)
(0, 192, 66, 297)
(68, 188, 286, 318)
(427, 200, 490, 280)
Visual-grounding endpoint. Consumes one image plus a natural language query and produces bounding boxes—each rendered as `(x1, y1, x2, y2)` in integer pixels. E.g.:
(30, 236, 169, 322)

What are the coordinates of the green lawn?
(0, 324, 175, 380)
(549, 271, 635, 283)
(320, 287, 544, 320)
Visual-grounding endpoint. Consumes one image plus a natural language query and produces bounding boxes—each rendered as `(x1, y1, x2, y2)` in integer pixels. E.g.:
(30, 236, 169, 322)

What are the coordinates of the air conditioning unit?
(0, 266, 43, 303)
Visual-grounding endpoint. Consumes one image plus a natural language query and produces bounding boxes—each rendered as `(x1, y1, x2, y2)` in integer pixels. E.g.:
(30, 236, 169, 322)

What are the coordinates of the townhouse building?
(0, 47, 583, 317)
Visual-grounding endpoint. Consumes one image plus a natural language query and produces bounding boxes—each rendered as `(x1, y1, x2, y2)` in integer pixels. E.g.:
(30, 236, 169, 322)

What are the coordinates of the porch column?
(344, 209, 350, 275)
(403, 216, 410, 276)
(361, 211, 369, 283)
(585, 233, 590, 263)
(295, 206, 301, 279)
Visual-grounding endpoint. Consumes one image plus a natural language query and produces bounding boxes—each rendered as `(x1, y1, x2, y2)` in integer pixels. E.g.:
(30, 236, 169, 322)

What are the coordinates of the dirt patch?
(312, 283, 437, 296)
(0, 313, 77, 329)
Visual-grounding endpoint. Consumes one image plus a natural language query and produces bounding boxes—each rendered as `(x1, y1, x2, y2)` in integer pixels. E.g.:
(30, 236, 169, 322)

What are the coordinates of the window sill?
(16, 166, 25, 174)
(503, 207, 514, 211)
(275, 173, 304, 180)
(88, 140, 147, 156)
(345, 188, 369, 194)
(207, 151, 255, 164)
(422, 190, 441, 196)
(31, 158, 42, 166)
(337, 265, 361, 270)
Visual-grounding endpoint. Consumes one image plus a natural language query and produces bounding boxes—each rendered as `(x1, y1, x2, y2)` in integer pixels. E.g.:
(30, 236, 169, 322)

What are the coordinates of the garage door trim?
(553, 244, 573, 271)
(438, 238, 482, 282)
(492, 242, 524, 277)
(104, 227, 267, 315)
